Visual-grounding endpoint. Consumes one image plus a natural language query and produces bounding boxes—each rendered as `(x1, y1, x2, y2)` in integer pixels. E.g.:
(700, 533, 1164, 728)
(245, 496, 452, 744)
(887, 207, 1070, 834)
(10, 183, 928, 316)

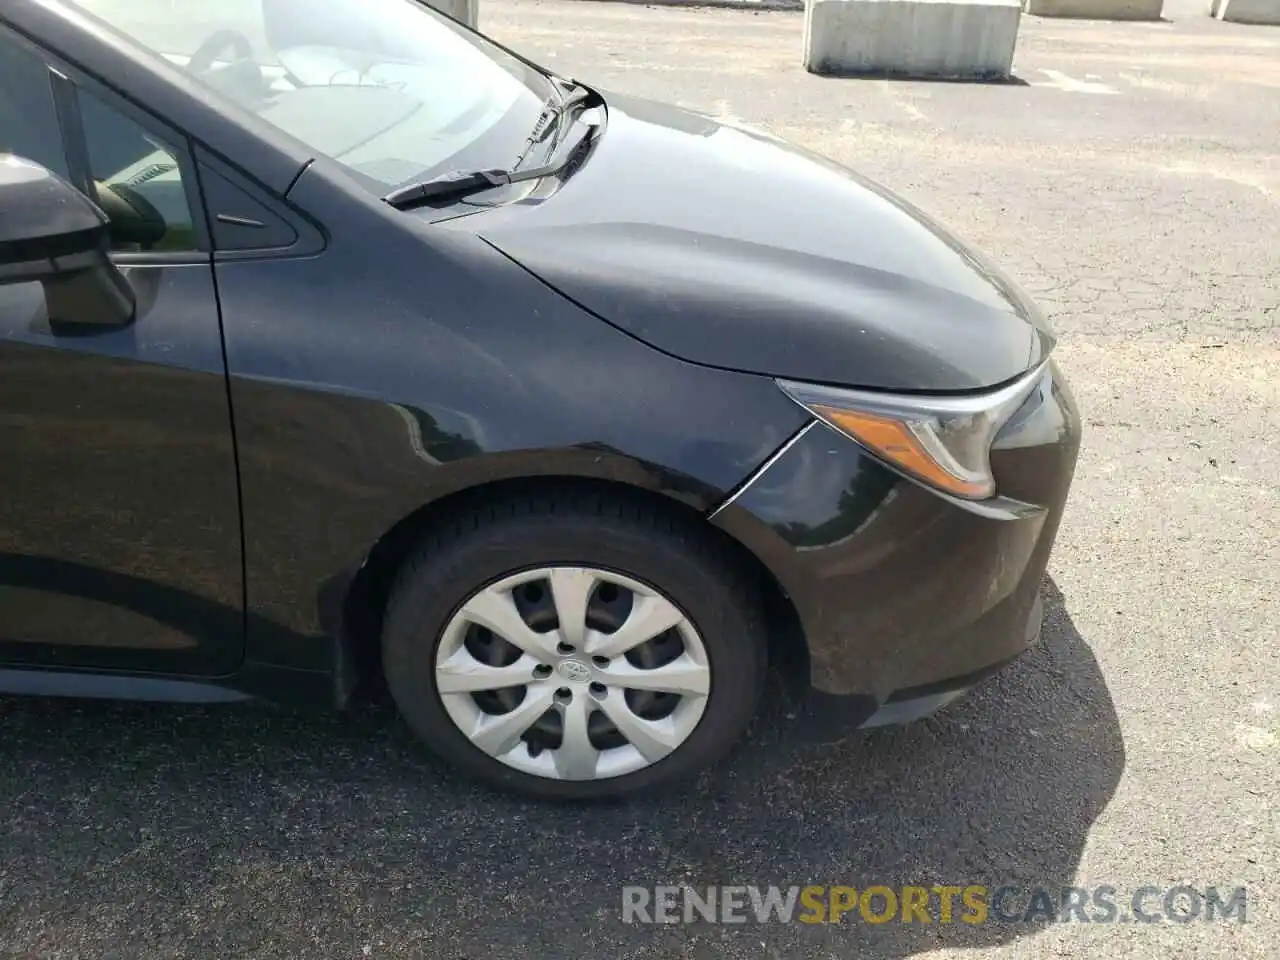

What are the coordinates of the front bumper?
(711, 360, 1080, 721)
(857, 590, 1042, 727)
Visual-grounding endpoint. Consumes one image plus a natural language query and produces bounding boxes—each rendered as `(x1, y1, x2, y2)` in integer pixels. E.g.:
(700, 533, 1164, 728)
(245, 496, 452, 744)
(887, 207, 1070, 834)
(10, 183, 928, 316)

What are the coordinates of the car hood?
(464, 92, 1054, 392)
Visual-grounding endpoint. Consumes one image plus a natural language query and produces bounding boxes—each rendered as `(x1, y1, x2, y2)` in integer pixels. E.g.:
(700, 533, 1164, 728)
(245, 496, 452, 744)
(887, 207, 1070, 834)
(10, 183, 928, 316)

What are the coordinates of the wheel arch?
(337, 475, 809, 705)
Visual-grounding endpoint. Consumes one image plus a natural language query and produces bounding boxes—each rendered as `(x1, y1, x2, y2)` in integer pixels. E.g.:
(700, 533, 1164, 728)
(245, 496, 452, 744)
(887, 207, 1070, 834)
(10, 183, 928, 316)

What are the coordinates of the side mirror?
(0, 154, 135, 326)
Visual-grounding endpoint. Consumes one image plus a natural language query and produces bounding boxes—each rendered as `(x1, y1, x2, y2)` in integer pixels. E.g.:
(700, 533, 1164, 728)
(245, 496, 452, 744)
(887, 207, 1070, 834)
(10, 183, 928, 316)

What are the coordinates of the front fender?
(214, 162, 808, 669)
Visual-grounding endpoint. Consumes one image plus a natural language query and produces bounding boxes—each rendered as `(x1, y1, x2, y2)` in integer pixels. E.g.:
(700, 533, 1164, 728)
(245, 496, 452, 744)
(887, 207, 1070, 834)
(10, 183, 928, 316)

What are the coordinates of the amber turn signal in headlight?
(778, 364, 1048, 501)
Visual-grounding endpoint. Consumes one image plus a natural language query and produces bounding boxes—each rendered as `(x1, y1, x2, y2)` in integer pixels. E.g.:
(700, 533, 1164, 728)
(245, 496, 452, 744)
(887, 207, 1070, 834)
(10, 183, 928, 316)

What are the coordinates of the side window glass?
(0, 31, 67, 178)
(78, 89, 199, 253)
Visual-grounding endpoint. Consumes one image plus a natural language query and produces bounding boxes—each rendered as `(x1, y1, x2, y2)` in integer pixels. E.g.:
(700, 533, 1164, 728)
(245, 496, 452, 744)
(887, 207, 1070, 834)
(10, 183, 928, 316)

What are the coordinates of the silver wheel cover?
(434, 567, 712, 781)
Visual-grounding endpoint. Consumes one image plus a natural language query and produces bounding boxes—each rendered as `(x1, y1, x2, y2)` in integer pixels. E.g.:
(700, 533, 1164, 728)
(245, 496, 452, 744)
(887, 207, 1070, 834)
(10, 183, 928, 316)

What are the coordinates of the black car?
(0, 0, 1080, 799)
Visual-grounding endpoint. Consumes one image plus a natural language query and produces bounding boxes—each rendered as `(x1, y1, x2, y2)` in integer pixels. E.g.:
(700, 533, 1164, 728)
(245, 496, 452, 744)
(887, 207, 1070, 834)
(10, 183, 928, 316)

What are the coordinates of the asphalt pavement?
(2, 1, 1277, 957)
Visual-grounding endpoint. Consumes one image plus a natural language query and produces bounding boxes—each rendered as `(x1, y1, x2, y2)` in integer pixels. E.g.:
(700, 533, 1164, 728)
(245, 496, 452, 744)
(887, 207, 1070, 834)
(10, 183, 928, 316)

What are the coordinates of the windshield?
(67, 0, 554, 194)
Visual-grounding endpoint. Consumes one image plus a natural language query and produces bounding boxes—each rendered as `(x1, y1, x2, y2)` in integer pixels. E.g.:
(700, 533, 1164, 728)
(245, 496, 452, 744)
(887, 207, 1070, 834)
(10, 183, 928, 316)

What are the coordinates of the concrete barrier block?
(803, 0, 1022, 80)
(1215, 0, 1280, 22)
(427, 0, 478, 28)
(1023, 0, 1162, 18)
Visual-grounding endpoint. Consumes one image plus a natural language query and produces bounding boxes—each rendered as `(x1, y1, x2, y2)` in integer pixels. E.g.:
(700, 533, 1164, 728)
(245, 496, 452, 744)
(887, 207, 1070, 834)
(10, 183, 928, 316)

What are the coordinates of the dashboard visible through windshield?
(68, 0, 554, 195)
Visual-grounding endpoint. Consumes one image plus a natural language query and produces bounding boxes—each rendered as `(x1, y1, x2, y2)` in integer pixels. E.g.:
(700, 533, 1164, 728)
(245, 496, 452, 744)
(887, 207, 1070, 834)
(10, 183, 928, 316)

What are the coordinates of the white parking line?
(879, 80, 930, 122)
(1032, 69, 1121, 95)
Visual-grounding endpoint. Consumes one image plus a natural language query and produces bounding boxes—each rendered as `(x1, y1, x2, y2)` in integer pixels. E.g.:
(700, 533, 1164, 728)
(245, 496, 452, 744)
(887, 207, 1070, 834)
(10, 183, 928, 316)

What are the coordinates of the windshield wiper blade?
(383, 117, 599, 211)
(383, 168, 512, 208)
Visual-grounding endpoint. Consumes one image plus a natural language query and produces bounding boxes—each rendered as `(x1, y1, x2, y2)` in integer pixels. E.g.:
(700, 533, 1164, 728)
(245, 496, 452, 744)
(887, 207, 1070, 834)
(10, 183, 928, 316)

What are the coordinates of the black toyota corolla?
(0, 0, 1080, 798)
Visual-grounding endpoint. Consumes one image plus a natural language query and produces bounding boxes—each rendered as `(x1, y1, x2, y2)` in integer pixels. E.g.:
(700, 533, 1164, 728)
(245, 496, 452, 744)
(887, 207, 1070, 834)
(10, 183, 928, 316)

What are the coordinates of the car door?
(0, 25, 244, 676)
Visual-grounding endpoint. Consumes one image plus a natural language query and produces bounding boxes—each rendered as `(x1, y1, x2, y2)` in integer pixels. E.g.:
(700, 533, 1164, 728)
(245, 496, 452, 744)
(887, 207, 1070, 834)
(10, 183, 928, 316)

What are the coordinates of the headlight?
(777, 364, 1048, 501)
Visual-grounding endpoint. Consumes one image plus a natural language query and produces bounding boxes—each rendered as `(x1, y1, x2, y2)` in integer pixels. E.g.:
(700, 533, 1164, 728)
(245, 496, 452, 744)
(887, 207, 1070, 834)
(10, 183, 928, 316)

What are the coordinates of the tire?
(381, 491, 768, 800)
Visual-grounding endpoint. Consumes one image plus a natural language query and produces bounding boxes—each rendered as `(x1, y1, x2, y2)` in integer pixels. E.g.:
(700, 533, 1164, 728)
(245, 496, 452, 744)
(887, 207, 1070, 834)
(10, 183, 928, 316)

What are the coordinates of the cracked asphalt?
(1, 0, 1277, 957)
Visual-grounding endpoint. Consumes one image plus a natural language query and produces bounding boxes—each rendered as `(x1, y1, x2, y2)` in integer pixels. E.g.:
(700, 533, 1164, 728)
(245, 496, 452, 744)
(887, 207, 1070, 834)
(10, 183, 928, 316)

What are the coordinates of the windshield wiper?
(520, 94, 565, 158)
(384, 108, 599, 211)
(544, 78, 595, 136)
(503, 77, 595, 171)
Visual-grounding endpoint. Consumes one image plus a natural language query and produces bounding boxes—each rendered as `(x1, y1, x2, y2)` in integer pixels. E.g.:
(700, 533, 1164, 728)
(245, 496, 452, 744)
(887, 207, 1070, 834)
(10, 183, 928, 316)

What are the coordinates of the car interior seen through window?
(0, 28, 195, 254)
(78, 89, 198, 253)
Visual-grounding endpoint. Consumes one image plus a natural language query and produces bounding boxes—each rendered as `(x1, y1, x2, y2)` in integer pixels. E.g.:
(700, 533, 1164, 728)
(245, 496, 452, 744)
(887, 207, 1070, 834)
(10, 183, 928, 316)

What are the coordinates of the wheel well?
(340, 475, 808, 701)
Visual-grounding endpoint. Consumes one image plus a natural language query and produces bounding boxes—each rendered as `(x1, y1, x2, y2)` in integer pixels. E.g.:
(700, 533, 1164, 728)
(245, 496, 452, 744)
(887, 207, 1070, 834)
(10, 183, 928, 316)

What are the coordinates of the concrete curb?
(1023, 0, 1163, 19)
(1212, 0, 1280, 23)
(804, 0, 1021, 79)
(561, 0, 806, 12)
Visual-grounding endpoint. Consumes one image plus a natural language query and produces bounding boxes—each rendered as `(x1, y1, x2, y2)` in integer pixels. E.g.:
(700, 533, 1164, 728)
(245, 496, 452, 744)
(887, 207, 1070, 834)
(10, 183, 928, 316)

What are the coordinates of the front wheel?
(381, 494, 768, 800)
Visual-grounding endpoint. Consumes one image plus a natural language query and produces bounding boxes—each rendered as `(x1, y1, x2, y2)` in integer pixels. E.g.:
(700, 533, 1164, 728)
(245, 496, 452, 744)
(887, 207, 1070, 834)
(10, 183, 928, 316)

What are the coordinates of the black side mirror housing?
(0, 154, 135, 326)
